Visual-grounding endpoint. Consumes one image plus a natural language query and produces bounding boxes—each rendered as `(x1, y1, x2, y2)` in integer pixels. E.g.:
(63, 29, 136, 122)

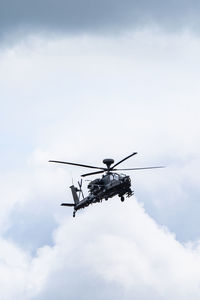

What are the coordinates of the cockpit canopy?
(109, 173, 126, 181)
(88, 173, 127, 189)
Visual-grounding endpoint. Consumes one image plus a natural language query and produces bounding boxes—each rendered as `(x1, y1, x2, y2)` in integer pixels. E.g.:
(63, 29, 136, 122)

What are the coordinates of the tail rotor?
(78, 179, 84, 200)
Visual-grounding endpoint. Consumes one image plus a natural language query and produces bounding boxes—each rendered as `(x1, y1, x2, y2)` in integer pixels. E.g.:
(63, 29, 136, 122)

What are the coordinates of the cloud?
(1, 31, 200, 299)
(1, 31, 200, 243)
(2, 199, 200, 300)
(1, 0, 200, 39)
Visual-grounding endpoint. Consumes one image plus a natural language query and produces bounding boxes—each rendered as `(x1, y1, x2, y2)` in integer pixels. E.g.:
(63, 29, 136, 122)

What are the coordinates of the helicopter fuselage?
(69, 172, 133, 215)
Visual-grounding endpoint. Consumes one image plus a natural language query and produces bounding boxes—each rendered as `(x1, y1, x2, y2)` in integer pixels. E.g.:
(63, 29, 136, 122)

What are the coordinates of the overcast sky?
(1, 1, 200, 299)
(1, 0, 200, 36)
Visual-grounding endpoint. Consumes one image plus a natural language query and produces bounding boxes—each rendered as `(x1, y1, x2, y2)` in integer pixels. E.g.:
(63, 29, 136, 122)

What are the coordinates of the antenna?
(70, 171, 74, 185)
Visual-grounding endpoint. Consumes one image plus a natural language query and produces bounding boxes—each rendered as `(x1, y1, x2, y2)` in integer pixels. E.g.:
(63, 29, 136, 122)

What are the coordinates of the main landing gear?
(120, 196, 125, 202)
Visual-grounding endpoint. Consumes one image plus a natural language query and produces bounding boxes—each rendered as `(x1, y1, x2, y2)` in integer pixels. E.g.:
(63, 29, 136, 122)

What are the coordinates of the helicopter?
(49, 152, 164, 217)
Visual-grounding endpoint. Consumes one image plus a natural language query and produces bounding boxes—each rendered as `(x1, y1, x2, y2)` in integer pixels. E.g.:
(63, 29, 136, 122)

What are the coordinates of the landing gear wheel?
(73, 211, 76, 218)
(121, 196, 125, 202)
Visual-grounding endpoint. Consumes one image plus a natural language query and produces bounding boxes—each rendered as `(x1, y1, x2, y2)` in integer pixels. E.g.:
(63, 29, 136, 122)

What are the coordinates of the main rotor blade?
(81, 170, 105, 177)
(61, 203, 75, 207)
(111, 152, 138, 169)
(113, 166, 165, 171)
(49, 160, 105, 170)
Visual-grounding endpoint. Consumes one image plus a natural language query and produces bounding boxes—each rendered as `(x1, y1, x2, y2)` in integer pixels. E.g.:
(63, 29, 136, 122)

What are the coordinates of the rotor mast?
(103, 159, 114, 173)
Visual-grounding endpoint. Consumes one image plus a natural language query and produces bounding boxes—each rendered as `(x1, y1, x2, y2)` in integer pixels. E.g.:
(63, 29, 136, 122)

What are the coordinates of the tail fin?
(70, 185, 79, 205)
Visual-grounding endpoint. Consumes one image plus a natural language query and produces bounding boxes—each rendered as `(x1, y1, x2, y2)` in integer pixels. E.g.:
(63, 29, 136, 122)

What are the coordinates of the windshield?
(110, 173, 120, 180)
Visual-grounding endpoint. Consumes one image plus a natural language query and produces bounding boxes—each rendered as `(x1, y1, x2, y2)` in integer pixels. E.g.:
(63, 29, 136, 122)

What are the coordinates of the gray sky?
(1, 1, 200, 299)
(1, 0, 200, 37)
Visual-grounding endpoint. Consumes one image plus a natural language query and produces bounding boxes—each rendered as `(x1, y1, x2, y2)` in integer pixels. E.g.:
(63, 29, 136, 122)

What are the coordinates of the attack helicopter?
(49, 152, 164, 217)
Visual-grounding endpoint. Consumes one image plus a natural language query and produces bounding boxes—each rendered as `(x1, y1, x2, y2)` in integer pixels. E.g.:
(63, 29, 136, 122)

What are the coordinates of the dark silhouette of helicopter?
(49, 152, 164, 217)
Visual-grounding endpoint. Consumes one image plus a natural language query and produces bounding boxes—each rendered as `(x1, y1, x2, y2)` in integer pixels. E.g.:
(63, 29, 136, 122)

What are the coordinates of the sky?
(1, 0, 200, 299)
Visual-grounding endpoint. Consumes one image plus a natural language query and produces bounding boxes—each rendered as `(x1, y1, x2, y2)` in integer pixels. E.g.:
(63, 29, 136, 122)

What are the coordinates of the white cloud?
(1, 30, 200, 299)
(3, 200, 200, 300)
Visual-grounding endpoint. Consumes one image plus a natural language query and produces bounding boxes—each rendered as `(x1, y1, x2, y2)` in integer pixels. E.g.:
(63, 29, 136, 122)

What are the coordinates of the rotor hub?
(103, 159, 114, 169)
